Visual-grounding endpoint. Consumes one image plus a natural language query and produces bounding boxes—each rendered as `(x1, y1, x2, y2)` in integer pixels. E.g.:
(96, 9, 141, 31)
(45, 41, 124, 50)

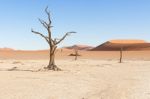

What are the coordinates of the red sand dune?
(92, 39, 150, 51)
(0, 47, 150, 60)
(1, 40, 150, 60)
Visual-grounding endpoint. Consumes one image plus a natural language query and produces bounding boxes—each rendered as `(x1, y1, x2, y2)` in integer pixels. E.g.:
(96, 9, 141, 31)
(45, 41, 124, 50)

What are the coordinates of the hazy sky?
(0, 0, 150, 50)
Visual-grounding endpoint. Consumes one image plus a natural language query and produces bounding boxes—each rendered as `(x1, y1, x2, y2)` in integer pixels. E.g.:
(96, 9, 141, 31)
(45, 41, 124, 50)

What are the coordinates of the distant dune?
(0, 47, 14, 51)
(92, 39, 150, 51)
(1, 40, 150, 60)
(64, 44, 94, 51)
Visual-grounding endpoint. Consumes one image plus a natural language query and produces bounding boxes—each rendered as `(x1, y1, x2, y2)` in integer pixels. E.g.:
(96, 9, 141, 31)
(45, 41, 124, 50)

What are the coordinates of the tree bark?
(47, 46, 61, 71)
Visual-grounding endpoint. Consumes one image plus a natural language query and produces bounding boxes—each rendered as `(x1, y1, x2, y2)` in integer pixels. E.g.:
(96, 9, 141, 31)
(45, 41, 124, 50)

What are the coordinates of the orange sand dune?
(92, 39, 150, 51)
(0, 49, 150, 60)
(1, 40, 150, 60)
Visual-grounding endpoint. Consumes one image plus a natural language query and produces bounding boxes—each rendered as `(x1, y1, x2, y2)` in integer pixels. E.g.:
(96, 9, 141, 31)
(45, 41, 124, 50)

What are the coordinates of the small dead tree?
(69, 48, 80, 60)
(31, 7, 76, 71)
(119, 47, 123, 63)
(74, 49, 79, 60)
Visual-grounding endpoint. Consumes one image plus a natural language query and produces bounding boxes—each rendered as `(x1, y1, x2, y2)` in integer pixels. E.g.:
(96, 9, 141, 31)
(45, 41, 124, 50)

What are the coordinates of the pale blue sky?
(0, 0, 150, 50)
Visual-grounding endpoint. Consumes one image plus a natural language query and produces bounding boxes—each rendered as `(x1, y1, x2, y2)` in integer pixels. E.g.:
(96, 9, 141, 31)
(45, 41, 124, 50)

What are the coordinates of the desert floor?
(0, 59, 150, 99)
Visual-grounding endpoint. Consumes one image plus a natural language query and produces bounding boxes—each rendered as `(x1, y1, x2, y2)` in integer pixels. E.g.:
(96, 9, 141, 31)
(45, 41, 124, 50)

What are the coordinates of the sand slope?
(1, 49, 150, 61)
(92, 40, 150, 51)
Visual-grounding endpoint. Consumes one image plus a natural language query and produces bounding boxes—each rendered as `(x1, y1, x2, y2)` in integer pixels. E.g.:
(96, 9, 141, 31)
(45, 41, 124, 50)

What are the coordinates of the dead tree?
(69, 48, 80, 60)
(74, 49, 79, 60)
(119, 47, 123, 63)
(31, 7, 76, 71)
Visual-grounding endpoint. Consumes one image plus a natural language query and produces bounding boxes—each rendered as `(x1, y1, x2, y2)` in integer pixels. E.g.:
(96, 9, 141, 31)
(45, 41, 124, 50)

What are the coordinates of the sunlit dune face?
(109, 40, 147, 44)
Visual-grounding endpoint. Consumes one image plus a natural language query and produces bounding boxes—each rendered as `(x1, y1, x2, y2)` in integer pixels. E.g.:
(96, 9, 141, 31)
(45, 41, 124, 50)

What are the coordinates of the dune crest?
(109, 39, 147, 44)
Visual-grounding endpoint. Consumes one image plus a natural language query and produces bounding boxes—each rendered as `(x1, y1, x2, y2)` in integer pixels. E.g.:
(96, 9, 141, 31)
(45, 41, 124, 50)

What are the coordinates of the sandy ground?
(0, 59, 150, 99)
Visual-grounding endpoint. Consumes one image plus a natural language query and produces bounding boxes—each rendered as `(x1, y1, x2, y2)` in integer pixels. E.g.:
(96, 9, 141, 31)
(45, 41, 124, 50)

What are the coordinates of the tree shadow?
(0, 67, 38, 72)
(0, 66, 62, 72)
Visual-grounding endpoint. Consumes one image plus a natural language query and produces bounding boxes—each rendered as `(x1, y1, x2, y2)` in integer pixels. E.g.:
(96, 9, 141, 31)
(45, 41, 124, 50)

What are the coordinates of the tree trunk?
(47, 46, 61, 71)
(119, 47, 123, 63)
(75, 50, 78, 60)
(75, 54, 77, 60)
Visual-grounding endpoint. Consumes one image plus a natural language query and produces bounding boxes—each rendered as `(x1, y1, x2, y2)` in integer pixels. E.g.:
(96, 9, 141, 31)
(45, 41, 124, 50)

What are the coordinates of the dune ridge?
(92, 39, 150, 51)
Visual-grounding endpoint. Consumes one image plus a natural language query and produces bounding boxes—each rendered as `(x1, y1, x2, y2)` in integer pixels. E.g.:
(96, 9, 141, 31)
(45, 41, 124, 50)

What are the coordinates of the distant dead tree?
(74, 49, 79, 60)
(119, 47, 123, 63)
(31, 7, 76, 71)
(60, 48, 63, 53)
(69, 48, 80, 60)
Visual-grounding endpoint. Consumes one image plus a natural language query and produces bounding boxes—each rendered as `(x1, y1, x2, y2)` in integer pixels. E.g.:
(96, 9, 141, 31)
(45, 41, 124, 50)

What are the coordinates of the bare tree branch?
(52, 38, 58, 45)
(56, 32, 76, 45)
(45, 6, 51, 26)
(38, 18, 48, 29)
(31, 29, 49, 43)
